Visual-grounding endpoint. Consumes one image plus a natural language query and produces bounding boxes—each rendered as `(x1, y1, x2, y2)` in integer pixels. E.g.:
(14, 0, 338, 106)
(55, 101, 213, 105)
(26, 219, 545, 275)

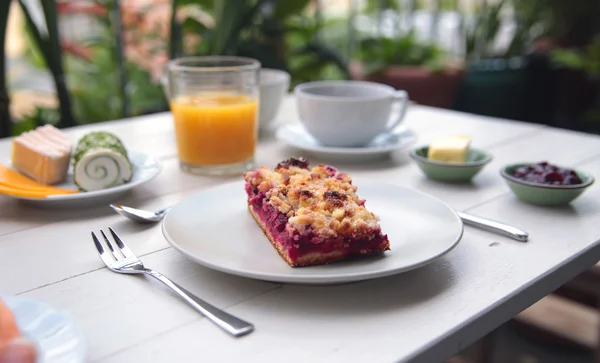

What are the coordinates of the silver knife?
(457, 212, 529, 242)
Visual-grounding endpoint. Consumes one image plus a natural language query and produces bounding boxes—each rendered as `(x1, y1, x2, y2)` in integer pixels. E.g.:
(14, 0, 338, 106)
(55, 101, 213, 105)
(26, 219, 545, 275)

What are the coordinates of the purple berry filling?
(245, 183, 388, 262)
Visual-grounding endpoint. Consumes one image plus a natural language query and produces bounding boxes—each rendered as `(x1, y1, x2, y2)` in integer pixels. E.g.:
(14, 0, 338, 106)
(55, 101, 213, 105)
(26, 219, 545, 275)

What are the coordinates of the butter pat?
(428, 135, 471, 163)
(11, 125, 72, 185)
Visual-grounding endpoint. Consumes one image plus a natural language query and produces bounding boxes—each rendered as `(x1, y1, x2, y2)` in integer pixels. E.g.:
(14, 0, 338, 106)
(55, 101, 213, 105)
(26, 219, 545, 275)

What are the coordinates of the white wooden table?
(1, 96, 600, 363)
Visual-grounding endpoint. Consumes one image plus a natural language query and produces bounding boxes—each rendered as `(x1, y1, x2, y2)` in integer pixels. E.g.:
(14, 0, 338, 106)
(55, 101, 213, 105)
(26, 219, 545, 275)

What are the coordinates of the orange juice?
(170, 94, 258, 165)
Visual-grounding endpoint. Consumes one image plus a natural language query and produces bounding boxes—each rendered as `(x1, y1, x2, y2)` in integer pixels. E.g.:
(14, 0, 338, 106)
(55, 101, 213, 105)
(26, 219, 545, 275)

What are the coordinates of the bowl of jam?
(501, 162, 594, 206)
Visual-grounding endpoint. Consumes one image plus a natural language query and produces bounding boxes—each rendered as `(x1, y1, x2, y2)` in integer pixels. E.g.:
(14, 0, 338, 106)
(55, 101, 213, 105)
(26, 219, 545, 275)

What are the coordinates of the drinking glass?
(166, 56, 260, 175)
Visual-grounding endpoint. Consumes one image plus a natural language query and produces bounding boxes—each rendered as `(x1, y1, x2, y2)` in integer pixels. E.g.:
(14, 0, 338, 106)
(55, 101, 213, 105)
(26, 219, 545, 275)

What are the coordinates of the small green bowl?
(410, 146, 493, 182)
(501, 163, 595, 206)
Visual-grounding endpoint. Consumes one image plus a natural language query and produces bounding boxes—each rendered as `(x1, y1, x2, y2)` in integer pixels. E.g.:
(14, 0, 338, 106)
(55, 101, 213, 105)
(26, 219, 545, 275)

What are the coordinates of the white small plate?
(5, 151, 162, 208)
(2, 296, 86, 363)
(275, 123, 418, 159)
(162, 180, 463, 285)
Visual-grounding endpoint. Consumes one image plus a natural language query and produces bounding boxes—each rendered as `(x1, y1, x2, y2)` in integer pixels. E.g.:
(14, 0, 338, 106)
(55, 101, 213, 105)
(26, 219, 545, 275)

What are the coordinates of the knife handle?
(457, 212, 529, 242)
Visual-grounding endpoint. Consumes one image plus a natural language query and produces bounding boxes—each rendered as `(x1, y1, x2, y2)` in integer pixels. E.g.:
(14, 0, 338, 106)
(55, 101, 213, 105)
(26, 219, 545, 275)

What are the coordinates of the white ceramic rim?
(167, 56, 261, 73)
(294, 80, 398, 102)
(161, 180, 464, 284)
(7, 150, 162, 201)
(410, 146, 493, 168)
(275, 123, 418, 155)
(260, 68, 291, 87)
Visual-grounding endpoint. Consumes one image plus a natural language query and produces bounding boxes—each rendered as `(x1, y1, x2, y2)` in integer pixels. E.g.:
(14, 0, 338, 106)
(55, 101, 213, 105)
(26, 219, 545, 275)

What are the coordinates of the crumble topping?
(244, 157, 382, 240)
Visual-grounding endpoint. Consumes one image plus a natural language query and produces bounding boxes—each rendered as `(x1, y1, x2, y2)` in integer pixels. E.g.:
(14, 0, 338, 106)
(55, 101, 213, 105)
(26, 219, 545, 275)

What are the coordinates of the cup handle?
(386, 90, 409, 132)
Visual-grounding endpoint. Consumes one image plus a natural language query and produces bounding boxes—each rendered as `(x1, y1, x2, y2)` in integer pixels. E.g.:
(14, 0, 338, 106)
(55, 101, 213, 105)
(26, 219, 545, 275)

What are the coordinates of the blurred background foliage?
(1, 0, 600, 137)
(4, 0, 349, 135)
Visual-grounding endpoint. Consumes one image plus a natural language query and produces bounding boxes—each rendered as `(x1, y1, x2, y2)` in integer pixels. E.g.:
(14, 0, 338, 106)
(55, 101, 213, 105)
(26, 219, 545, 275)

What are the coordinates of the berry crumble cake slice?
(243, 157, 390, 267)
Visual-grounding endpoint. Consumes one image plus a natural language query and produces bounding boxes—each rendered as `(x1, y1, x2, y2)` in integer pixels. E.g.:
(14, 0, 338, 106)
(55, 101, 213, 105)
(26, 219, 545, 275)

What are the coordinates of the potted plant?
(452, 0, 539, 122)
(455, 0, 600, 127)
(0, 0, 79, 137)
(530, 0, 600, 131)
(551, 35, 600, 133)
(350, 31, 464, 109)
(1, 0, 348, 136)
(176, 0, 348, 87)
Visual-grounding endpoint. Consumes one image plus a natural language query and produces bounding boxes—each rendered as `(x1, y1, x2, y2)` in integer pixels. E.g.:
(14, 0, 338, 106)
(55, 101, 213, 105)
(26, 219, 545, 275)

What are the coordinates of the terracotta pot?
(349, 62, 465, 109)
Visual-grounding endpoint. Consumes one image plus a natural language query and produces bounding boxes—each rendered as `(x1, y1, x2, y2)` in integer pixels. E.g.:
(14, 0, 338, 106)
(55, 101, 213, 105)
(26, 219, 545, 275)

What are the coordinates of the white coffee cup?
(259, 69, 290, 130)
(295, 80, 409, 147)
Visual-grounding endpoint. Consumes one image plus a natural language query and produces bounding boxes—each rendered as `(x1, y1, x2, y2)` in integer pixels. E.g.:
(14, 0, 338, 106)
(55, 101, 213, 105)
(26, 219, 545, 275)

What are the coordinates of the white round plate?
(6, 151, 162, 208)
(162, 180, 463, 285)
(275, 123, 418, 159)
(2, 296, 86, 363)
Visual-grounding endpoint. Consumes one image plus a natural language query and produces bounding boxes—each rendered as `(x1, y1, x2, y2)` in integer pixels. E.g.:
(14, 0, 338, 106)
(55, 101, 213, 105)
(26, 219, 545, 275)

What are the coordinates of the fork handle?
(144, 270, 254, 337)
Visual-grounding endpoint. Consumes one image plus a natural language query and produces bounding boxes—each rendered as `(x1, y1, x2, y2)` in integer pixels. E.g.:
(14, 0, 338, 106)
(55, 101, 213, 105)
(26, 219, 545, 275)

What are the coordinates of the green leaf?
(439, 0, 458, 11)
(40, 0, 62, 73)
(12, 119, 38, 136)
(15, 106, 61, 134)
(218, 0, 269, 55)
(19, 0, 76, 127)
(169, 0, 181, 58)
(551, 50, 587, 70)
(18, 0, 52, 66)
(0, 0, 12, 137)
(178, 0, 214, 8)
(355, 31, 447, 71)
(362, 0, 402, 13)
(236, 41, 287, 70)
(273, 0, 310, 19)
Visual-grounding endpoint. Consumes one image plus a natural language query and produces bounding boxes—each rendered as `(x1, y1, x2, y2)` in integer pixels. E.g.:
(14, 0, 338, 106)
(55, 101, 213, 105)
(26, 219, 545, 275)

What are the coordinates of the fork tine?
(92, 231, 104, 253)
(92, 232, 117, 267)
(108, 227, 137, 260)
(101, 229, 123, 260)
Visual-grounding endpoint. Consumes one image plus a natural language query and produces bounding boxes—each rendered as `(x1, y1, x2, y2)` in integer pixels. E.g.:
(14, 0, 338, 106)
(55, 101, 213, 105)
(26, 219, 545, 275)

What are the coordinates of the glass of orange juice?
(166, 56, 260, 175)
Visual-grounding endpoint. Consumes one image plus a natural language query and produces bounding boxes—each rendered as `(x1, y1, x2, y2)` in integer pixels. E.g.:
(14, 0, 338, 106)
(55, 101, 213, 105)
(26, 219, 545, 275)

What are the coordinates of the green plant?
(18, 1, 167, 128)
(462, 0, 539, 60)
(362, 0, 402, 13)
(18, 0, 76, 129)
(506, 0, 600, 56)
(175, 0, 302, 58)
(461, 0, 550, 61)
(284, 15, 349, 87)
(12, 106, 60, 136)
(2, 0, 78, 137)
(177, 0, 348, 86)
(65, 45, 166, 124)
(356, 31, 447, 74)
(516, 0, 600, 46)
(463, 0, 506, 59)
(551, 35, 600, 80)
(0, 1, 11, 137)
(8, 0, 347, 134)
(551, 36, 600, 126)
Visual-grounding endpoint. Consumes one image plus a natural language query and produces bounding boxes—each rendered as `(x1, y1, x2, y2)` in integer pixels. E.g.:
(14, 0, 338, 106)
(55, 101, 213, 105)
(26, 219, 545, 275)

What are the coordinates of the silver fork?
(91, 227, 254, 337)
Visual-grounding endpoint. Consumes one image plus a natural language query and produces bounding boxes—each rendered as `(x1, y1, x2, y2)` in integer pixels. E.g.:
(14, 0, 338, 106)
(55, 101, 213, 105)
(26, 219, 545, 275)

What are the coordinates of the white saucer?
(275, 123, 417, 159)
(2, 296, 87, 363)
(4, 150, 162, 208)
(162, 180, 463, 285)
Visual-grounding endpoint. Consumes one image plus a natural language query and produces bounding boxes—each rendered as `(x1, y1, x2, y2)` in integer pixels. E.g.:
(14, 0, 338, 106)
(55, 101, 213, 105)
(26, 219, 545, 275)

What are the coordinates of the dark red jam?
(510, 162, 583, 186)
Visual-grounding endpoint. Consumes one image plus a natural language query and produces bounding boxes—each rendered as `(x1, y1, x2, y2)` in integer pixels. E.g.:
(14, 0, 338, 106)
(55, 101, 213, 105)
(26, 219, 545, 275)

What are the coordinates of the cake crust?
(248, 204, 389, 267)
(244, 157, 390, 267)
(248, 205, 297, 266)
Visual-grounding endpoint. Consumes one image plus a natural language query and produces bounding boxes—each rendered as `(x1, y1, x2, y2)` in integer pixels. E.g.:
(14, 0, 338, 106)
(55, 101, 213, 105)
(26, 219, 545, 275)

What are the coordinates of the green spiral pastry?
(72, 132, 133, 191)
